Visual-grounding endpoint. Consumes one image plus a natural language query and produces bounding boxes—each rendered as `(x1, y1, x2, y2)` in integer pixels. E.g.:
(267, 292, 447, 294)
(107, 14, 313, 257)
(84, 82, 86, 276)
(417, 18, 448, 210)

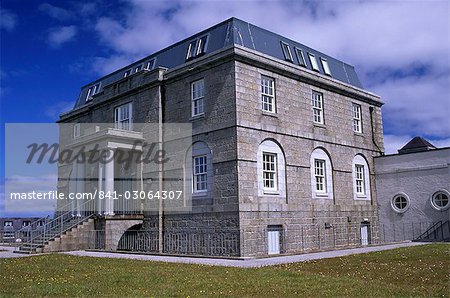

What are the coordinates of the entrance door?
(360, 223, 370, 246)
(267, 226, 282, 255)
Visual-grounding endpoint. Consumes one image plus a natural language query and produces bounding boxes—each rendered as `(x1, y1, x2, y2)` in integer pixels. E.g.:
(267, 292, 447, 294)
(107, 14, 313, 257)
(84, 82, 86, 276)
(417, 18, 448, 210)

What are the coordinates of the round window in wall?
(391, 193, 410, 213)
(431, 190, 450, 211)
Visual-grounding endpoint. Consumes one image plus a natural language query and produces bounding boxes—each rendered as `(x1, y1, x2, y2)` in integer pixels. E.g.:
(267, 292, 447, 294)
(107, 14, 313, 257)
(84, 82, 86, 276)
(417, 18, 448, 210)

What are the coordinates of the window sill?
(262, 111, 278, 118)
(315, 192, 330, 198)
(353, 131, 364, 137)
(190, 114, 205, 121)
(192, 191, 208, 198)
(355, 196, 370, 200)
(263, 190, 280, 195)
(313, 123, 326, 128)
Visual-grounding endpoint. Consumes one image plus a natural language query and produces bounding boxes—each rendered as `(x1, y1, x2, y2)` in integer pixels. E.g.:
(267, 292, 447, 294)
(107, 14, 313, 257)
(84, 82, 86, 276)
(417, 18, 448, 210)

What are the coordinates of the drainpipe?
(158, 77, 166, 253)
(369, 106, 383, 156)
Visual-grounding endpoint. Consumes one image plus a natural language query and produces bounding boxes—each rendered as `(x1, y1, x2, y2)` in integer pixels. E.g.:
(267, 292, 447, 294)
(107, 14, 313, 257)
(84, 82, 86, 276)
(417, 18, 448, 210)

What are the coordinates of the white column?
(104, 149, 115, 215)
(75, 160, 85, 217)
(69, 162, 77, 216)
(98, 163, 104, 215)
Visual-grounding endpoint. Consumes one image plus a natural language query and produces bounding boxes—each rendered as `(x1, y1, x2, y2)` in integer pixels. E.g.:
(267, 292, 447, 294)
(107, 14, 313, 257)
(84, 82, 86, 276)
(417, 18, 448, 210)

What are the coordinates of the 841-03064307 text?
(9, 190, 184, 201)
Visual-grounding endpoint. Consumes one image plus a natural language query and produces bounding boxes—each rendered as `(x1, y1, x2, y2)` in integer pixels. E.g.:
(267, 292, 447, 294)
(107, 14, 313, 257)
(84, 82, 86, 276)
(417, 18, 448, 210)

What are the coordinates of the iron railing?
(16, 198, 96, 253)
(85, 221, 443, 257)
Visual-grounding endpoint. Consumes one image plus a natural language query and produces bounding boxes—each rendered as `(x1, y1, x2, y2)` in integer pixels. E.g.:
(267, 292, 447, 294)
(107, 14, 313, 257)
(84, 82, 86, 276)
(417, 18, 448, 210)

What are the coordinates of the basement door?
(360, 223, 370, 246)
(267, 225, 282, 255)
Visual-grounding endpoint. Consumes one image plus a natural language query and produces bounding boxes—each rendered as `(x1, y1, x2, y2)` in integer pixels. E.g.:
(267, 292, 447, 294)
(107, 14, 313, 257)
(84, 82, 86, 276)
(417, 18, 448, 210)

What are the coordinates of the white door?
(360, 225, 368, 246)
(268, 230, 280, 255)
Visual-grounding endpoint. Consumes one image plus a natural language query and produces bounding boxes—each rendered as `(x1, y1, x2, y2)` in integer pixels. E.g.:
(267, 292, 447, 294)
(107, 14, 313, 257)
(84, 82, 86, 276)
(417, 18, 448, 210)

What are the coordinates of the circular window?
(391, 193, 410, 213)
(431, 190, 450, 211)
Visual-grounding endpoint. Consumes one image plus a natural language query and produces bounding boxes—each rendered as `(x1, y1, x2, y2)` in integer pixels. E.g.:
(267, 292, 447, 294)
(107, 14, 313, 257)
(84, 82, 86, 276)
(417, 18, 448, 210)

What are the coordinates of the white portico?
(67, 126, 144, 216)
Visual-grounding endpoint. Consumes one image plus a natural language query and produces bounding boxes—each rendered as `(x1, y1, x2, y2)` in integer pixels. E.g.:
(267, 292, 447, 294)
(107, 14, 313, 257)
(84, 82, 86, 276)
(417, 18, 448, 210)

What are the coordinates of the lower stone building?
(0, 217, 44, 243)
(374, 137, 450, 242)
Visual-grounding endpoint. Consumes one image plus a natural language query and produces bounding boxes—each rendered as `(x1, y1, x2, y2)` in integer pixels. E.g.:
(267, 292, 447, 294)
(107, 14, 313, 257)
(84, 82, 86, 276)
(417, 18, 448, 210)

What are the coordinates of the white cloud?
(77, 2, 98, 15)
(45, 101, 75, 120)
(383, 134, 414, 154)
(377, 73, 450, 137)
(4, 175, 57, 215)
(384, 134, 450, 155)
(87, 0, 450, 141)
(0, 8, 17, 31)
(47, 26, 77, 47)
(39, 3, 74, 21)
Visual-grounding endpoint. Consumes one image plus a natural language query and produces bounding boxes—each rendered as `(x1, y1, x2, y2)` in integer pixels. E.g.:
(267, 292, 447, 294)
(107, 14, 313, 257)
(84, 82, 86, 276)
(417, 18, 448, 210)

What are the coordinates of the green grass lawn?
(1, 244, 449, 297)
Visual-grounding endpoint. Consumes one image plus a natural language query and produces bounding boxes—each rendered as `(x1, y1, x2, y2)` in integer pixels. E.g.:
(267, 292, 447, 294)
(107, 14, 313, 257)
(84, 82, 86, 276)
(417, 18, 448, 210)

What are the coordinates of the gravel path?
(58, 242, 432, 268)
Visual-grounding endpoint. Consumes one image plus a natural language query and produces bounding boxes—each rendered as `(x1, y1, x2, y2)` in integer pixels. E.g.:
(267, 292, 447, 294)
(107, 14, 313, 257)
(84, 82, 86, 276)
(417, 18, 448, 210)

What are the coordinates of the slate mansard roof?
(73, 17, 364, 109)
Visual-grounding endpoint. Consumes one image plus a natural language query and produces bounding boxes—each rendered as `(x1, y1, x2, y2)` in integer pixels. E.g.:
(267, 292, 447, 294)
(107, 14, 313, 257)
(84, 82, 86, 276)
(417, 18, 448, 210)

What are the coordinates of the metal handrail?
(18, 198, 96, 250)
(416, 221, 442, 240)
(14, 198, 79, 236)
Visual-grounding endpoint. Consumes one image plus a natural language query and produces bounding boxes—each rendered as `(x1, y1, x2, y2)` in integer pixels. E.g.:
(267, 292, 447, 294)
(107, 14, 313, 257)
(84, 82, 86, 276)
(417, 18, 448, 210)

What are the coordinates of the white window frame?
(308, 53, 320, 71)
(4, 221, 13, 227)
(134, 64, 143, 73)
(294, 47, 306, 67)
(73, 123, 81, 139)
(196, 35, 208, 56)
(186, 40, 197, 60)
(257, 140, 286, 197)
(352, 103, 362, 133)
(22, 221, 31, 227)
(314, 159, 326, 193)
(352, 154, 371, 200)
(261, 76, 276, 113)
(123, 69, 132, 78)
(391, 193, 410, 213)
(114, 102, 133, 130)
(281, 41, 293, 62)
(355, 164, 365, 195)
(85, 83, 101, 102)
(144, 59, 155, 70)
(430, 189, 450, 211)
(320, 58, 332, 76)
(312, 91, 324, 124)
(186, 36, 208, 60)
(191, 79, 205, 117)
(262, 152, 277, 191)
(3, 231, 14, 239)
(193, 155, 207, 193)
(310, 148, 334, 199)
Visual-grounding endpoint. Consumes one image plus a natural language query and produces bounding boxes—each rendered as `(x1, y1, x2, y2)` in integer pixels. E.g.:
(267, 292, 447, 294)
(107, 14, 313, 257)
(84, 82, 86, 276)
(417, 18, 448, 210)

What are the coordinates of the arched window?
(352, 154, 371, 201)
(310, 148, 333, 199)
(188, 141, 213, 197)
(257, 140, 286, 196)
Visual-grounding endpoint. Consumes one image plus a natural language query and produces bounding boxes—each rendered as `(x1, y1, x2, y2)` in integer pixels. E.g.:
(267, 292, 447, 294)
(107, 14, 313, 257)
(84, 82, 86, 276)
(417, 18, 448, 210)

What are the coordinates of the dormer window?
(134, 64, 143, 73)
(321, 58, 332, 76)
(281, 41, 293, 62)
(308, 53, 320, 71)
(294, 47, 306, 67)
(144, 59, 155, 70)
(123, 69, 132, 78)
(85, 83, 101, 102)
(196, 35, 207, 56)
(186, 35, 208, 61)
(186, 40, 197, 60)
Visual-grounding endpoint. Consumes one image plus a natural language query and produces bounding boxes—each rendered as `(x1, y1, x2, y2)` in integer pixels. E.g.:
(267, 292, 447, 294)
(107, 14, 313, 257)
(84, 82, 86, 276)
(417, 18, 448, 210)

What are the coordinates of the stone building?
(19, 18, 385, 256)
(374, 137, 450, 242)
(0, 217, 44, 243)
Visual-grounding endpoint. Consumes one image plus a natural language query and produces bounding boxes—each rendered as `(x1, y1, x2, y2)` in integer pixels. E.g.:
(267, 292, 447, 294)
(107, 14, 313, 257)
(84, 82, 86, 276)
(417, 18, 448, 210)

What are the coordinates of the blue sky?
(1, 0, 449, 216)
